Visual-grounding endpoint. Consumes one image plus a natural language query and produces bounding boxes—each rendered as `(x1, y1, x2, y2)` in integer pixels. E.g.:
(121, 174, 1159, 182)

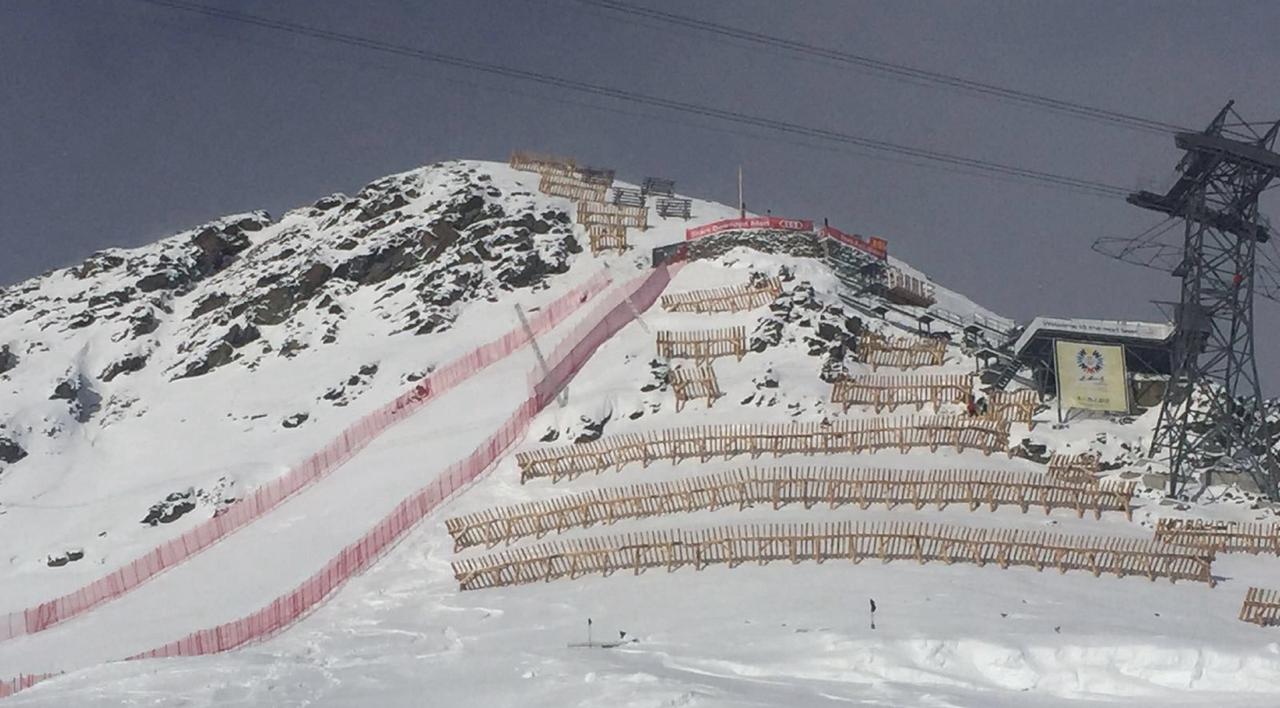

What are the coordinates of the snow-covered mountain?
(2, 159, 1279, 707)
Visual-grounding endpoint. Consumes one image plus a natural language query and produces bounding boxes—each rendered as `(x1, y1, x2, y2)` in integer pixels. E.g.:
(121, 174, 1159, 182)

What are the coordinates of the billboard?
(819, 225, 888, 260)
(686, 216, 814, 240)
(1054, 340, 1129, 413)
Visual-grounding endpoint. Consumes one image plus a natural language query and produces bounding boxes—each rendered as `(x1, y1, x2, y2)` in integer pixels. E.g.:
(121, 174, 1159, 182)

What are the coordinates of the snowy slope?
(3, 160, 1280, 706)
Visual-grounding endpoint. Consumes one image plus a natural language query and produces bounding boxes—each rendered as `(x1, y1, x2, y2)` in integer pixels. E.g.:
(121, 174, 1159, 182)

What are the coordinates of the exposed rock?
(141, 489, 197, 526)
(640, 359, 671, 393)
(574, 413, 611, 444)
(100, 354, 148, 382)
(0, 345, 17, 374)
(190, 293, 229, 319)
(135, 272, 178, 293)
(750, 281, 859, 381)
(51, 379, 78, 401)
(282, 412, 309, 429)
(131, 310, 160, 337)
(70, 252, 125, 279)
(223, 323, 260, 349)
(176, 341, 236, 380)
(0, 436, 26, 464)
(1009, 439, 1050, 463)
(46, 550, 85, 568)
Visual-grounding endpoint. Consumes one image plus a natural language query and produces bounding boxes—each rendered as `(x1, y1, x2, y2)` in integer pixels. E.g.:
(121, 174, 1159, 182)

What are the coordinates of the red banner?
(820, 225, 888, 260)
(685, 216, 814, 241)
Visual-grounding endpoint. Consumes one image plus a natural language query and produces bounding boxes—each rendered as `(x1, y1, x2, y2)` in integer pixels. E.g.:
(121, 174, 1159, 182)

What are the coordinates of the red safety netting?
(128, 264, 678, 661)
(0, 270, 612, 645)
(0, 673, 57, 700)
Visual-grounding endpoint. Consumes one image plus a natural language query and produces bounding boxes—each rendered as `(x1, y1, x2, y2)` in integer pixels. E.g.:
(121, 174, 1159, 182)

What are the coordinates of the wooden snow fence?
(656, 327, 747, 364)
(857, 333, 947, 370)
(986, 389, 1040, 428)
(446, 467, 1136, 550)
(1046, 453, 1101, 485)
(509, 150, 577, 176)
(1239, 587, 1280, 627)
(588, 224, 628, 254)
(451, 521, 1216, 591)
(660, 278, 783, 314)
(577, 201, 648, 230)
(514, 417, 1012, 483)
(1153, 518, 1280, 555)
(538, 173, 608, 202)
(669, 365, 721, 411)
(831, 374, 972, 413)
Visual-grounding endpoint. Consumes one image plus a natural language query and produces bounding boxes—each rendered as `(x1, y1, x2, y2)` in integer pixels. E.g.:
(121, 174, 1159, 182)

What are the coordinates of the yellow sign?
(1054, 340, 1128, 413)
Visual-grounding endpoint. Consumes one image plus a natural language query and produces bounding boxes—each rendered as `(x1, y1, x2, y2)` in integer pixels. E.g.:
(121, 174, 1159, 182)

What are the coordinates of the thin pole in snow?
(738, 165, 745, 219)
(869, 598, 876, 630)
(587, 617, 593, 648)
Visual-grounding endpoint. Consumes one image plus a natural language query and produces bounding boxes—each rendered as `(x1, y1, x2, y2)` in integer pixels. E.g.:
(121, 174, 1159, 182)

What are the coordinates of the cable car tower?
(1094, 102, 1280, 499)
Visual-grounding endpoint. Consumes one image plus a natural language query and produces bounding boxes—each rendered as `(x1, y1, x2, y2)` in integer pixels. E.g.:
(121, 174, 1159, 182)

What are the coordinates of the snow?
(3, 160, 1280, 706)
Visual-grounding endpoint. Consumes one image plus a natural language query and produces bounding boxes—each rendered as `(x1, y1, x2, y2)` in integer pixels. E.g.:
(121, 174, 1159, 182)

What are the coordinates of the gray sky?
(3, 0, 1279, 381)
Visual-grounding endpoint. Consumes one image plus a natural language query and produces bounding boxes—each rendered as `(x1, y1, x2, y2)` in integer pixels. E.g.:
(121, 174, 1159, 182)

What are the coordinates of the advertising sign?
(685, 216, 814, 241)
(1054, 339, 1129, 413)
(819, 225, 888, 260)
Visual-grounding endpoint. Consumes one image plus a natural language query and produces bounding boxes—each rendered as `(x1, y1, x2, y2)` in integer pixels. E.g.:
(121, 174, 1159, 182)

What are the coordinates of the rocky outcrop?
(0, 435, 26, 464)
(749, 278, 861, 382)
(0, 345, 17, 374)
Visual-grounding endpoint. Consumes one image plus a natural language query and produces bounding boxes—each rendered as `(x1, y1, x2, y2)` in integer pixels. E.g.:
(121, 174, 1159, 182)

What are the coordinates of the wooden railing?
(446, 467, 1136, 550)
(539, 173, 608, 202)
(1154, 518, 1280, 555)
(515, 417, 1012, 483)
(1239, 587, 1280, 627)
(509, 150, 577, 175)
(831, 374, 971, 413)
(452, 521, 1216, 590)
(587, 224, 628, 254)
(857, 333, 947, 370)
(656, 327, 748, 364)
(986, 389, 1040, 428)
(1046, 452, 1100, 485)
(660, 278, 783, 313)
(670, 365, 721, 411)
(577, 201, 648, 230)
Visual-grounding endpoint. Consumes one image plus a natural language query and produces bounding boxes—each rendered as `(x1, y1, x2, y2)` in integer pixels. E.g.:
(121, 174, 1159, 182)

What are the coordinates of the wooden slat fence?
(588, 224, 628, 254)
(510, 150, 577, 175)
(452, 521, 1216, 590)
(578, 201, 649, 230)
(831, 374, 972, 413)
(660, 278, 783, 313)
(539, 173, 608, 202)
(1239, 587, 1280, 627)
(612, 187, 646, 208)
(1046, 453, 1101, 485)
(447, 467, 1136, 550)
(858, 333, 947, 370)
(987, 389, 1040, 428)
(515, 416, 1012, 483)
(1154, 518, 1280, 555)
(642, 177, 675, 196)
(656, 327, 747, 364)
(577, 167, 615, 187)
(670, 365, 721, 411)
(656, 197, 693, 219)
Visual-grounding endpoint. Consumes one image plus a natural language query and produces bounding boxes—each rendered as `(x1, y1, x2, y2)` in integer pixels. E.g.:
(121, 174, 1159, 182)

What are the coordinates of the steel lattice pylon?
(1097, 102, 1280, 498)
